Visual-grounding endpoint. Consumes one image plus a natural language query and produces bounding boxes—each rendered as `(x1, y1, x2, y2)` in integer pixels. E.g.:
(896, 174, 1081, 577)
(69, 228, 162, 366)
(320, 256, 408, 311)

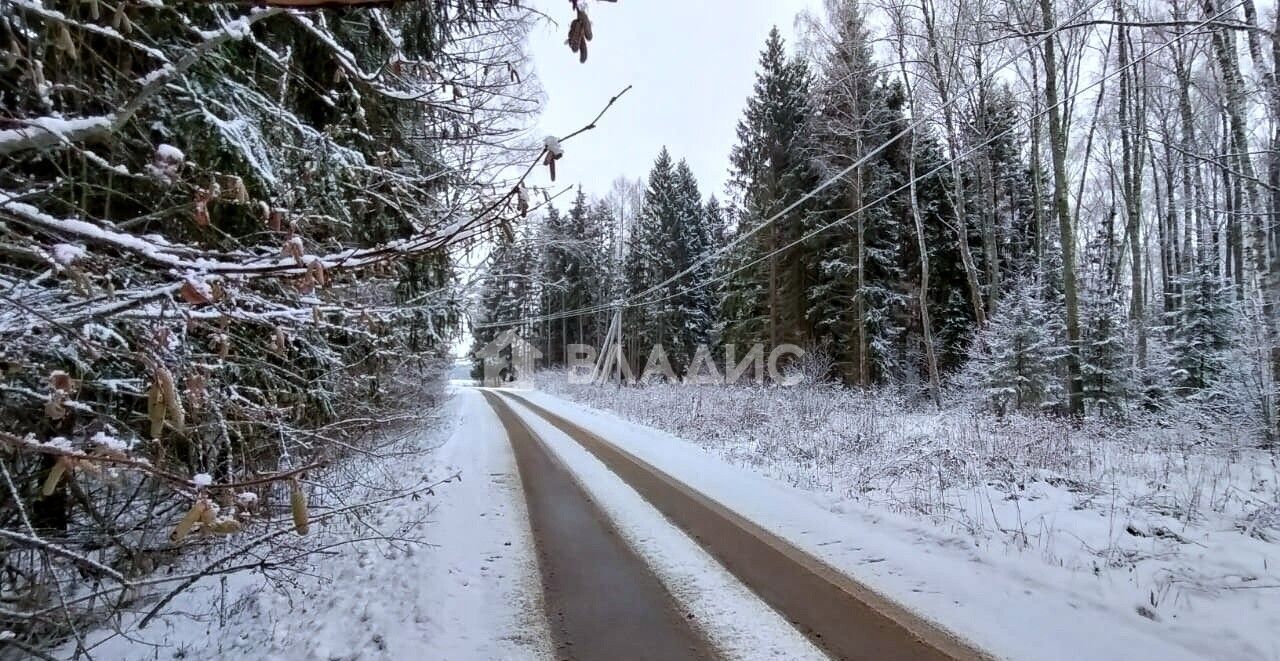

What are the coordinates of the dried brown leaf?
(147, 382, 165, 439)
(170, 499, 207, 543)
(154, 365, 184, 433)
(290, 479, 309, 536)
(180, 280, 212, 305)
(41, 457, 69, 496)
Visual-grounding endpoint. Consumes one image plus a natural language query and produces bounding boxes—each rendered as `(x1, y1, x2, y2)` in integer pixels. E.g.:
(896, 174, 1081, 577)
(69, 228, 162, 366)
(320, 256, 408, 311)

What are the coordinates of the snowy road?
(483, 391, 716, 660)
(85, 387, 1228, 660)
(483, 389, 986, 661)
(503, 387, 1242, 661)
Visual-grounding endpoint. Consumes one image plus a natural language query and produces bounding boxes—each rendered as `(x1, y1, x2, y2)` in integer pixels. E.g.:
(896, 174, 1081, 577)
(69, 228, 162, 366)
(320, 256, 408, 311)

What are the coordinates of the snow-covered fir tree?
(721, 27, 817, 359)
(471, 223, 543, 377)
(1078, 227, 1133, 416)
(1169, 260, 1234, 400)
(624, 148, 714, 374)
(805, 1, 910, 383)
(971, 279, 1067, 414)
(538, 189, 610, 365)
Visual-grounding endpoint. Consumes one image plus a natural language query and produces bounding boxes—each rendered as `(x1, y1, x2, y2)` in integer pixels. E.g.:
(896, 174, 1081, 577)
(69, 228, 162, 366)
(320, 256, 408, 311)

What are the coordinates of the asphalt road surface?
(483, 389, 990, 661)
(483, 391, 717, 660)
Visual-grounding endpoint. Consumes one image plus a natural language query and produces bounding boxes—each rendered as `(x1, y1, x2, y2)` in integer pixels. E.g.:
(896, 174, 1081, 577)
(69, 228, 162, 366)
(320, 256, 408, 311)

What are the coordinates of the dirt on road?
(495, 390, 992, 661)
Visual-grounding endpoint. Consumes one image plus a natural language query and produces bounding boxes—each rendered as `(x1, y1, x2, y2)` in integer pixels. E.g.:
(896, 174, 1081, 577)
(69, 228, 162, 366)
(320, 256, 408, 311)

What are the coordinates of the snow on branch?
(0, 7, 281, 156)
(7, 0, 169, 63)
(0, 116, 115, 157)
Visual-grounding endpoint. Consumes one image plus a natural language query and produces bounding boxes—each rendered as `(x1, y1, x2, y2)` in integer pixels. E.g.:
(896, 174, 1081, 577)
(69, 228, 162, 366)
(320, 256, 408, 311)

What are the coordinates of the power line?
(627, 0, 1244, 312)
(474, 0, 1101, 330)
(475, 0, 1234, 330)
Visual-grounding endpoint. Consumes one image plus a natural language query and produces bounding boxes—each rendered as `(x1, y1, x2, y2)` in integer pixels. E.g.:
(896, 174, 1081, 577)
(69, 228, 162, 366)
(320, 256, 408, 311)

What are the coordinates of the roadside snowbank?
(67, 388, 550, 661)
(533, 376, 1280, 660)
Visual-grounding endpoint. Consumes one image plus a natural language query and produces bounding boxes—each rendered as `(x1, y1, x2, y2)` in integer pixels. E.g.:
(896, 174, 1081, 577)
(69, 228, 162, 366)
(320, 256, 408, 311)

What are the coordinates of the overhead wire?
(474, 0, 1235, 330)
(626, 0, 1243, 311)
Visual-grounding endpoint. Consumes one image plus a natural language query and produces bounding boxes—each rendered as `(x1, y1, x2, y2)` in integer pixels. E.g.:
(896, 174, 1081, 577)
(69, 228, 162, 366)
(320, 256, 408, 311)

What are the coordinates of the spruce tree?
(538, 203, 569, 364)
(1169, 261, 1234, 399)
(672, 160, 718, 363)
(722, 28, 817, 356)
(589, 199, 622, 347)
(539, 189, 609, 364)
(705, 196, 728, 247)
(703, 196, 729, 347)
(806, 1, 909, 383)
(625, 150, 673, 364)
(471, 223, 543, 378)
(623, 149, 714, 374)
(974, 279, 1066, 414)
(1073, 225, 1134, 416)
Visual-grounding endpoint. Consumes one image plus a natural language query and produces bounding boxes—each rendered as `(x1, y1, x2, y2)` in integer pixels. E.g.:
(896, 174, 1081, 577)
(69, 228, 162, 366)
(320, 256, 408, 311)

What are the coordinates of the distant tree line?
(474, 0, 1278, 446)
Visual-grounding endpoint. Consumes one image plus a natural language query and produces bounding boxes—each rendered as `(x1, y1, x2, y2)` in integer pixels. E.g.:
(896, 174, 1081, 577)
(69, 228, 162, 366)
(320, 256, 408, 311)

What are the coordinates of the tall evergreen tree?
(705, 196, 728, 246)
(625, 152, 674, 363)
(539, 189, 609, 365)
(673, 160, 719, 361)
(805, 1, 910, 383)
(470, 223, 543, 378)
(538, 203, 569, 364)
(721, 28, 817, 358)
(1079, 228, 1133, 416)
(1169, 261, 1234, 399)
(590, 199, 623, 347)
(625, 148, 711, 374)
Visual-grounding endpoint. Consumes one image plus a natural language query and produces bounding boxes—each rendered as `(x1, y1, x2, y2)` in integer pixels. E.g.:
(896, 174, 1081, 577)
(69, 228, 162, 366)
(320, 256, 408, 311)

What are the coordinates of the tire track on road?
(498, 391, 992, 661)
(481, 390, 718, 661)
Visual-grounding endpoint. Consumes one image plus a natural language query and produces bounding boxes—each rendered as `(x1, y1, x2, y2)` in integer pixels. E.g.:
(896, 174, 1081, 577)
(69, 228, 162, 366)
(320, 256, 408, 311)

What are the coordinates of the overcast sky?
(525, 0, 821, 201)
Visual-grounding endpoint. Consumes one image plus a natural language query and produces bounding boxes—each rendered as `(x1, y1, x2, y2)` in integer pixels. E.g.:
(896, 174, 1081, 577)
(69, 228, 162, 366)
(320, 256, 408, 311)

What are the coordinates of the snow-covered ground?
(68, 388, 551, 661)
(63, 379, 1279, 660)
(535, 374, 1280, 661)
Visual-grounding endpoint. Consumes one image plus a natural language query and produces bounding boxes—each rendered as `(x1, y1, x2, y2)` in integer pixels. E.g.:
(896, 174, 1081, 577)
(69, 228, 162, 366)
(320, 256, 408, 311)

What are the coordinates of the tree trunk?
(975, 71, 1001, 316)
(1173, 42, 1208, 268)
(1270, 9, 1280, 446)
(1116, 10, 1147, 367)
(1030, 62, 1048, 270)
(921, 0, 988, 328)
(854, 179, 870, 385)
(909, 138, 943, 406)
(1204, 0, 1264, 288)
(1039, 0, 1085, 416)
(1158, 128, 1179, 315)
(892, 14, 943, 404)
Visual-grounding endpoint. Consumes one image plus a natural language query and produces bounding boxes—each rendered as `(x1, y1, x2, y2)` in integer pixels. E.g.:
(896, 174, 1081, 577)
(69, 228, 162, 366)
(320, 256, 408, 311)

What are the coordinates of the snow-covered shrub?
(960, 279, 1066, 415)
(1138, 267, 1272, 440)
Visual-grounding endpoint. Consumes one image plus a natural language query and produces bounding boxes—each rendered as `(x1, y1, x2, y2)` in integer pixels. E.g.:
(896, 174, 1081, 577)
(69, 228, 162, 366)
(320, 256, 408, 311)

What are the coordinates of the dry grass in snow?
(538, 372, 1280, 658)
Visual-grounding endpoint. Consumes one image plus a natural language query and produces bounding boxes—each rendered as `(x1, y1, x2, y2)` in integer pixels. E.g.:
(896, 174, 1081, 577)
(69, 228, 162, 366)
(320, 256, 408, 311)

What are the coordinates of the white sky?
(526, 0, 821, 201)
(454, 1, 819, 357)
